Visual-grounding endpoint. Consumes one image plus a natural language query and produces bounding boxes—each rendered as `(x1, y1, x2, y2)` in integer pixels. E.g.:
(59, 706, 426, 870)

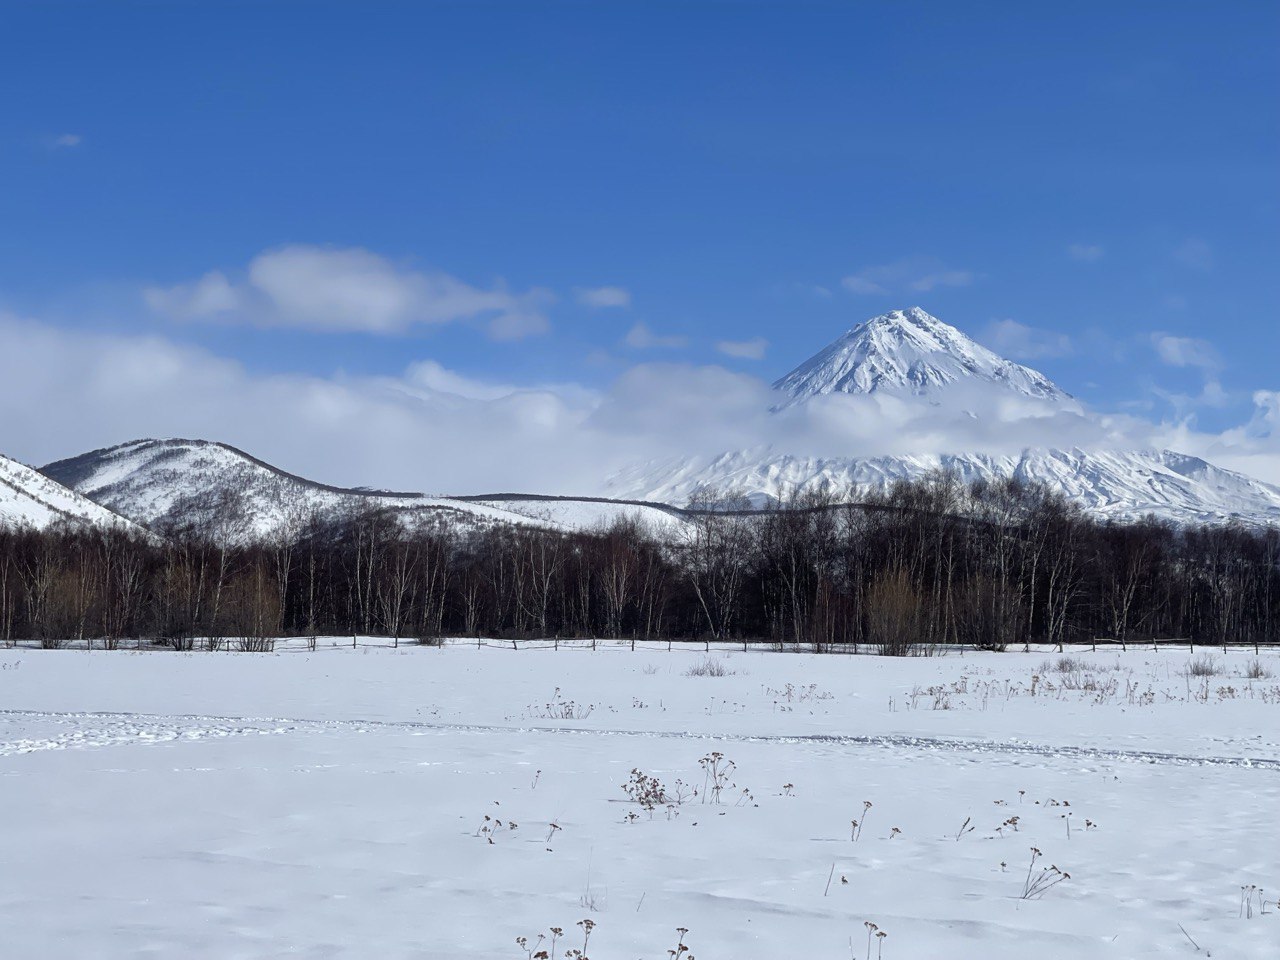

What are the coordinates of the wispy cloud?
(144, 245, 554, 340)
(910, 269, 973, 292)
(574, 285, 631, 308)
(983, 319, 1073, 360)
(842, 275, 888, 296)
(624, 322, 687, 350)
(1151, 333, 1220, 370)
(796, 283, 833, 299)
(1153, 379, 1231, 416)
(50, 133, 82, 148)
(841, 257, 974, 296)
(1149, 332, 1228, 418)
(716, 337, 768, 360)
(1067, 243, 1104, 262)
(1172, 238, 1214, 271)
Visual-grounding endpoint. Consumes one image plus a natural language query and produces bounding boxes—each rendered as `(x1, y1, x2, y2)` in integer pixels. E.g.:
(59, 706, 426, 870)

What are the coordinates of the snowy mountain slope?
(606, 447, 1280, 526)
(0, 451, 138, 531)
(41, 439, 689, 541)
(772, 306, 1075, 408)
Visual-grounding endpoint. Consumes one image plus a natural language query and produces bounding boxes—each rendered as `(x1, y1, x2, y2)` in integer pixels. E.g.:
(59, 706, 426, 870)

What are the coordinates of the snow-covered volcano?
(772, 306, 1074, 408)
(609, 308, 1280, 526)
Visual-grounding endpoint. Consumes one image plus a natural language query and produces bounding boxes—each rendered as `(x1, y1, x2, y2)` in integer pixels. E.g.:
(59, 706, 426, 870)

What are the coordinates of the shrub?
(684, 656, 732, 677)
(1186, 654, 1221, 677)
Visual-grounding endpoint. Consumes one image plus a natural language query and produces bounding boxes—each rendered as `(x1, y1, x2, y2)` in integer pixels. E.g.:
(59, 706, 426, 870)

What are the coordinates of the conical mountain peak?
(772, 307, 1072, 406)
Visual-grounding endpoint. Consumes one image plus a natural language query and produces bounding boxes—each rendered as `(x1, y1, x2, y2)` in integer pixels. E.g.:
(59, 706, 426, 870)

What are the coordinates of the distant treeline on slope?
(2, 476, 1278, 651)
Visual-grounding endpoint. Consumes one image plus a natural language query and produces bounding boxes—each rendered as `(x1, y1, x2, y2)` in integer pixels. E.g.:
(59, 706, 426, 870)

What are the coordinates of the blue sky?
(1, 1, 1278, 490)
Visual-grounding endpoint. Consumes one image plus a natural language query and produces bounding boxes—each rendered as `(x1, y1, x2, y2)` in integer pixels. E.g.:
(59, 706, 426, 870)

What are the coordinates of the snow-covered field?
(3, 641, 1278, 958)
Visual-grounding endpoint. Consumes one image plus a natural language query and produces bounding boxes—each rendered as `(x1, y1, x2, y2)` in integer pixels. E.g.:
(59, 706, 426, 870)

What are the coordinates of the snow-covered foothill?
(0, 451, 138, 531)
(41, 438, 689, 540)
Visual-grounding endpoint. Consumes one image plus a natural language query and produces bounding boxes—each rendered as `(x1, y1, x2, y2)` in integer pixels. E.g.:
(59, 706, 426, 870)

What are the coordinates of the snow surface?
(3, 641, 1278, 958)
(0, 451, 136, 530)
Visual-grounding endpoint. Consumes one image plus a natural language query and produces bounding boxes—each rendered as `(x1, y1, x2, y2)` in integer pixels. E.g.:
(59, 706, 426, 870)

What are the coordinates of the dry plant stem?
(1020, 847, 1070, 899)
(824, 862, 836, 896)
(854, 800, 873, 841)
(668, 926, 692, 959)
(1177, 923, 1201, 952)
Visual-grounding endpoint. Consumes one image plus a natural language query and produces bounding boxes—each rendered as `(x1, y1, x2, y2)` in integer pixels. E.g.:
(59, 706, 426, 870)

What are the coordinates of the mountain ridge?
(605, 446, 1280, 526)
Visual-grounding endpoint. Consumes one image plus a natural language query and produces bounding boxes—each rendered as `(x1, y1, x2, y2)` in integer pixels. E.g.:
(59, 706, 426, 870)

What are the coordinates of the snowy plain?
(2, 640, 1278, 959)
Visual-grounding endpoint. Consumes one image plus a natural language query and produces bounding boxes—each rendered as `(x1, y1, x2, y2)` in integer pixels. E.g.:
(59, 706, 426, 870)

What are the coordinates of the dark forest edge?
(2, 474, 1278, 654)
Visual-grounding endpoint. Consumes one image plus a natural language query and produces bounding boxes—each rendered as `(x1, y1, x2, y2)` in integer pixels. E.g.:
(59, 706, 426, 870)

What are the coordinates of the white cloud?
(0, 311, 597, 494)
(400, 361, 522, 402)
(145, 245, 553, 340)
(0, 310, 1137, 498)
(51, 133, 82, 148)
(716, 337, 768, 360)
(1246, 390, 1280, 439)
(574, 286, 631, 308)
(841, 257, 973, 296)
(1067, 243, 1104, 262)
(983, 319, 1073, 360)
(1152, 333, 1220, 370)
(624, 322, 687, 350)
(1173, 238, 1214, 271)
(396, 360, 599, 408)
(7, 300, 1280, 500)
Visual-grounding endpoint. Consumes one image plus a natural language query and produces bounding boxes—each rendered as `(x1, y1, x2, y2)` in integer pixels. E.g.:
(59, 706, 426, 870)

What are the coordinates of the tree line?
(2, 474, 1278, 652)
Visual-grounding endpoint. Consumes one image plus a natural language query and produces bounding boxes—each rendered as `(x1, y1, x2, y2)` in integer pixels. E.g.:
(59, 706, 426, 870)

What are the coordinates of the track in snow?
(2, 708, 1279, 771)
